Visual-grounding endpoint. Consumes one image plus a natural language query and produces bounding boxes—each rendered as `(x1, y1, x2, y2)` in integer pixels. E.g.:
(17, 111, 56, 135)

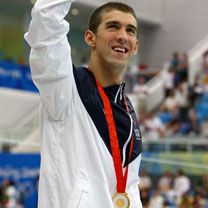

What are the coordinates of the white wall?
(140, 0, 208, 68)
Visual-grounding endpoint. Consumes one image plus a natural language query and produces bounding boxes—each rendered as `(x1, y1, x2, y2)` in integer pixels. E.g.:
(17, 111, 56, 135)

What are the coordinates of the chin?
(108, 58, 128, 70)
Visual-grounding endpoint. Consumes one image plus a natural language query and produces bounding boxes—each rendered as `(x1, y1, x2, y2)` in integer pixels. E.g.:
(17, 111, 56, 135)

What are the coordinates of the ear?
(84, 30, 96, 48)
(132, 39, 139, 55)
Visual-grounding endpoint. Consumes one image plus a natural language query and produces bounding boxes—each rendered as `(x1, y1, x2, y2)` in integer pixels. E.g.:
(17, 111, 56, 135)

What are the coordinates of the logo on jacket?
(134, 128, 141, 141)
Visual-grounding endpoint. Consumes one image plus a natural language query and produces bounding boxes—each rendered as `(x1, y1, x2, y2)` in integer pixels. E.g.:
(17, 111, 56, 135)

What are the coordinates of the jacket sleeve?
(24, 0, 76, 120)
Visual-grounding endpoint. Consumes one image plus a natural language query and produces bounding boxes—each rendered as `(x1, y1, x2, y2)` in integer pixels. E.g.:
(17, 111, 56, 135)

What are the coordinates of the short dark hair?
(88, 2, 137, 34)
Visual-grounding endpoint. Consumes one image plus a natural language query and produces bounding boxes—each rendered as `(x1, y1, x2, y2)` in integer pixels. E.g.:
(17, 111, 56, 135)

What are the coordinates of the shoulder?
(73, 66, 96, 94)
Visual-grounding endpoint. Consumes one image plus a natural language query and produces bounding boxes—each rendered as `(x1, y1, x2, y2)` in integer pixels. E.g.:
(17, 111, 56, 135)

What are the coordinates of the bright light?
(71, 8, 79, 16)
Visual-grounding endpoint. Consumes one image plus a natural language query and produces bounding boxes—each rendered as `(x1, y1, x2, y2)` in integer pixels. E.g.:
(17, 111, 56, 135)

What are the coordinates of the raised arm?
(24, 0, 76, 120)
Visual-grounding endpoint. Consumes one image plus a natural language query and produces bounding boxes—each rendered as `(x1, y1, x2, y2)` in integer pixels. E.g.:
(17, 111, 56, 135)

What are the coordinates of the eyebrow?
(105, 21, 137, 31)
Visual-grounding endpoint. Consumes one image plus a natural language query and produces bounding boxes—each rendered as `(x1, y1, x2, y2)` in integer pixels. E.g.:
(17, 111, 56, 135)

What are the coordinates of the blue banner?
(0, 61, 38, 92)
(0, 153, 40, 208)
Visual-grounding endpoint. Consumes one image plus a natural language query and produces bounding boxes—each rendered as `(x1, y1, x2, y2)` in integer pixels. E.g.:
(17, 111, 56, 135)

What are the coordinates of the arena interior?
(0, 0, 208, 207)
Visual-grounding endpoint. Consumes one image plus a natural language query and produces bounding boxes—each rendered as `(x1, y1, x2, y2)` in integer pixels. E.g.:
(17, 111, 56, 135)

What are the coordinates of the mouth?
(112, 46, 129, 54)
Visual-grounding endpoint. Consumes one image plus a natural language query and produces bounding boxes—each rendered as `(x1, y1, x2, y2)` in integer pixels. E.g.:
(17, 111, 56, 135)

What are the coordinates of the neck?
(88, 57, 126, 87)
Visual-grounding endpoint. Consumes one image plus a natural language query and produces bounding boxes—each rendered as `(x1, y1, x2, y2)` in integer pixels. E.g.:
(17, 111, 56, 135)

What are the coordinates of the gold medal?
(112, 192, 130, 208)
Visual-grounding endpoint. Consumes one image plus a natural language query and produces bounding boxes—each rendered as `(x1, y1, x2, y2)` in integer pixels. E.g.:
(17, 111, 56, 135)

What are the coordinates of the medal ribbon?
(96, 80, 133, 193)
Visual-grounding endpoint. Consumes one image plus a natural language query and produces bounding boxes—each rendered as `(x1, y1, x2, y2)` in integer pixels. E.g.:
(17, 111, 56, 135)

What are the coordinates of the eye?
(126, 27, 137, 36)
(107, 24, 119, 30)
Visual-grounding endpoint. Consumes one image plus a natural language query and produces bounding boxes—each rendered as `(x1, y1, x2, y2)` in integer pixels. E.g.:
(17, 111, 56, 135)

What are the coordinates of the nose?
(116, 27, 128, 43)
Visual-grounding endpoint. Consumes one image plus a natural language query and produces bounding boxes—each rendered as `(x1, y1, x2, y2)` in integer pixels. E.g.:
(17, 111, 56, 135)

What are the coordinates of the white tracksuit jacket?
(25, 0, 143, 207)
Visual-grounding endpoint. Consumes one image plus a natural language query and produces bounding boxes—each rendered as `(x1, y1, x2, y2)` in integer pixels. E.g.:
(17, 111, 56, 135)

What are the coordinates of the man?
(25, 0, 142, 207)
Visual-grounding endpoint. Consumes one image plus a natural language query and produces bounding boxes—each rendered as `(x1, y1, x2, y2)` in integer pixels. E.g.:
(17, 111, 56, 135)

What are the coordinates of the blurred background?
(0, 0, 208, 207)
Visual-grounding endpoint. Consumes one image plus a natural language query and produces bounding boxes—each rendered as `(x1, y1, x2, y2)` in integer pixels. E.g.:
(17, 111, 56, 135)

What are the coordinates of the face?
(85, 10, 139, 70)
